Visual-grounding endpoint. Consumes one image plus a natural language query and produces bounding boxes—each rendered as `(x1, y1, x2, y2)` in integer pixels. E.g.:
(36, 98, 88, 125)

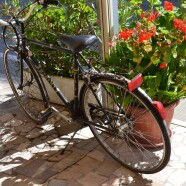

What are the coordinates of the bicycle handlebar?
(20, 0, 59, 22)
(18, 2, 38, 22)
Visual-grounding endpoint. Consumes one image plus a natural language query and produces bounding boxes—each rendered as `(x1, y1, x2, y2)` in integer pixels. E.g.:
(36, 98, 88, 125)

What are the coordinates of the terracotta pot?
(130, 100, 179, 147)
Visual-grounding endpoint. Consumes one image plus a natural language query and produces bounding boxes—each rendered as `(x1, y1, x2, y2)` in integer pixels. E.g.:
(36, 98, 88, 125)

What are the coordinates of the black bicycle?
(0, 0, 171, 173)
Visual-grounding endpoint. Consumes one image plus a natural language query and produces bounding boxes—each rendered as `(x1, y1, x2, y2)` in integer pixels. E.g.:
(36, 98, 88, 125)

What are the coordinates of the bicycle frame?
(18, 20, 91, 118)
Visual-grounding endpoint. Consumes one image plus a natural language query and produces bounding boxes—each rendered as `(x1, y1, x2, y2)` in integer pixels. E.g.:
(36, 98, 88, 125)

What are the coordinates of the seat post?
(73, 54, 79, 116)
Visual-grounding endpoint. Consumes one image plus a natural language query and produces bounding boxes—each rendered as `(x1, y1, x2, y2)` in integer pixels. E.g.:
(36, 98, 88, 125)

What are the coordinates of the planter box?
(42, 75, 84, 105)
(23, 69, 84, 105)
(24, 70, 110, 107)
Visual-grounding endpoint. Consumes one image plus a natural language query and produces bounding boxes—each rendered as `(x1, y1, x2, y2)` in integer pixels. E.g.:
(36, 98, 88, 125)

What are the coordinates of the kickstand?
(60, 130, 77, 155)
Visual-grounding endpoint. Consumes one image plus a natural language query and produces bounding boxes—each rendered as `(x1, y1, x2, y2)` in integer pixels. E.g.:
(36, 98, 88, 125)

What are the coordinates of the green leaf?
(151, 56, 160, 64)
(130, 0, 142, 4)
(147, 0, 161, 5)
(172, 45, 177, 58)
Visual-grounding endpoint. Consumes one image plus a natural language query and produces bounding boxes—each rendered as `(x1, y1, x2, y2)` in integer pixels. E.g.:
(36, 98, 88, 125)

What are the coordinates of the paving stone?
(101, 176, 118, 186)
(32, 138, 44, 145)
(1, 132, 17, 144)
(10, 150, 33, 161)
(44, 128, 57, 136)
(0, 162, 23, 173)
(19, 132, 27, 136)
(33, 163, 58, 183)
(56, 166, 83, 180)
(0, 143, 4, 150)
(0, 126, 10, 135)
(14, 122, 36, 134)
(48, 153, 67, 162)
(14, 159, 46, 177)
(0, 174, 16, 186)
(45, 135, 55, 142)
(77, 156, 100, 170)
(56, 170, 73, 180)
(67, 180, 83, 186)
(41, 135, 48, 140)
(17, 142, 31, 151)
(0, 113, 14, 123)
(48, 179, 69, 186)
(145, 167, 175, 183)
(130, 174, 154, 186)
(0, 150, 5, 159)
(70, 147, 89, 156)
(26, 128, 43, 139)
(113, 167, 136, 178)
(8, 118, 23, 127)
(28, 144, 52, 154)
(4, 143, 18, 151)
(12, 175, 42, 186)
(75, 138, 99, 151)
(52, 152, 84, 172)
(77, 172, 107, 186)
(168, 169, 186, 186)
(51, 138, 70, 146)
(11, 136, 27, 145)
(95, 159, 121, 177)
(87, 150, 105, 162)
(52, 134, 58, 138)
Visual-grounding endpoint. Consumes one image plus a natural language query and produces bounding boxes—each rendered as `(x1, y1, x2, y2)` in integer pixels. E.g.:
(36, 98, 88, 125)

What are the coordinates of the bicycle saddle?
(59, 34, 97, 54)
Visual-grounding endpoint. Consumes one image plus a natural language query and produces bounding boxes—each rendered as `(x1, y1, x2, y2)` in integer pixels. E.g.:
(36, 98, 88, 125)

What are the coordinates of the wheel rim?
(4, 50, 47, 123)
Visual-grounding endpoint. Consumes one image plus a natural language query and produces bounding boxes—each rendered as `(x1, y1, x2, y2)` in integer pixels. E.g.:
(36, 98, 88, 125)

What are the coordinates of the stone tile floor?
(0, 73, 186, 186)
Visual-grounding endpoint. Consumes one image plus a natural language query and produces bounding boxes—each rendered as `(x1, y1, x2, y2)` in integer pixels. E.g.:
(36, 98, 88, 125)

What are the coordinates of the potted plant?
(0, 0, 100, 103)
(0, 0, 100, 77)
(106, 0, 186, 145)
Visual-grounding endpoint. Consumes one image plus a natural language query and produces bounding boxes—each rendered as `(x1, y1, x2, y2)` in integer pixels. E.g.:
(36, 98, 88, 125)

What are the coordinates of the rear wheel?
(81, 75, 171, 173)
(3, 49, 50, 123)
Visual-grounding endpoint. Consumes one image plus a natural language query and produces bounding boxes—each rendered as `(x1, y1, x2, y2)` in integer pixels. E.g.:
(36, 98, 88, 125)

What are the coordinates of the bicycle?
(0, 0, 171, 174)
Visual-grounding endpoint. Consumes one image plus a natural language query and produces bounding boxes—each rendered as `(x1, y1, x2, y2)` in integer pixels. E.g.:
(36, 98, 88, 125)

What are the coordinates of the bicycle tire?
(3, 23, 20, 51)
(81, 74, 171, 174)
(3, 49, 50, 124)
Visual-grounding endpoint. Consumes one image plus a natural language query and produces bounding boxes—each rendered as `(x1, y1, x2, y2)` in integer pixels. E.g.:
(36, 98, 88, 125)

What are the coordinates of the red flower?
(181, 25, 186, 34)
(159, 63, 168, 69)
(164, 1, 174, 11)
(173, 18, 184, 29)
(119, 29, 134, 40)
(173, 18, 186, 35)
(154, 11, 160, 18)
(150, 26, 156, 37)
(141, 12, 145, 19)
(184, 35, 186, 40)
(147, 13, 155, 22)
(139, 31, 152, 43)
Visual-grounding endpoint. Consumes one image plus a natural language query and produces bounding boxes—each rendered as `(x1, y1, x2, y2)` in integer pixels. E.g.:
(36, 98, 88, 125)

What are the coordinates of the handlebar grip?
(39, 0, 59, 5)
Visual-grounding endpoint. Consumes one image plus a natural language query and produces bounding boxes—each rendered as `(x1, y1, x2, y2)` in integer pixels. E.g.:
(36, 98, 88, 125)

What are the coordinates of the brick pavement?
(0, 73, 186, 186)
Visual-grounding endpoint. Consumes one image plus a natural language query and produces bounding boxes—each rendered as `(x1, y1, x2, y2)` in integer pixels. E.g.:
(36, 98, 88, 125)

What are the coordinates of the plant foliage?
(107, 0, 186, 105)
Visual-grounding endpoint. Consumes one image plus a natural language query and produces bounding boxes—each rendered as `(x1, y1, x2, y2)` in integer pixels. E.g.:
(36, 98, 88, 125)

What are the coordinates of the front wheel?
(81, 75, 171, 174)
(3, 49, 50, 124)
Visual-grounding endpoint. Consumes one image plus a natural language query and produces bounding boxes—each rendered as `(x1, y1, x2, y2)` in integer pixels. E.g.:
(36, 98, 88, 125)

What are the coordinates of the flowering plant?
(107, 0, 186, 105)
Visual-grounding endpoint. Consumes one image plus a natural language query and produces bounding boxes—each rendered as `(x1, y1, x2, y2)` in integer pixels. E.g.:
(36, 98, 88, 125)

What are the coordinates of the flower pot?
(130, 101, 179, 147)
